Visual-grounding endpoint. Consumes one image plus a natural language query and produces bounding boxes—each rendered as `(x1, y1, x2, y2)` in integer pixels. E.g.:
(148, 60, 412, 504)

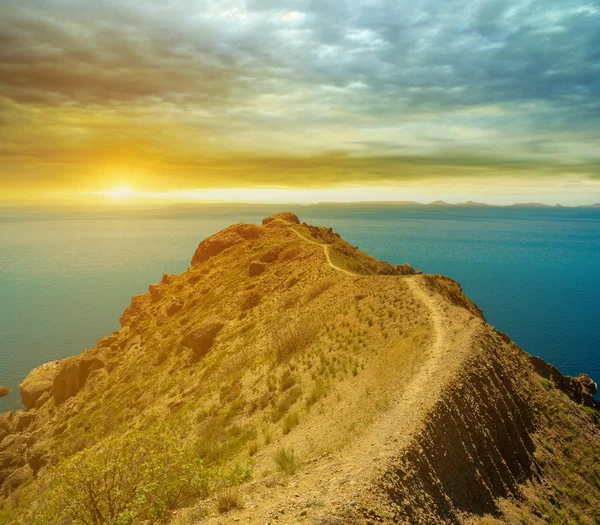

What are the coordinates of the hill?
(1, 212, 599, 525)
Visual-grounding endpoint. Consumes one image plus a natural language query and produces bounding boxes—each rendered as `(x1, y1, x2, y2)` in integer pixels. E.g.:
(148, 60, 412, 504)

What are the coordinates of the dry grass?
(274, 447, 301, 475)
(216, 488, 244, 514)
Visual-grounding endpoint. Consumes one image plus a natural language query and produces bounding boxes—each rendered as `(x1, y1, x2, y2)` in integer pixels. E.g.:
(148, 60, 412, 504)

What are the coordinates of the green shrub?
(541, 377, 552, 391)
(35, 431, 252, 525)
(35, 431, 210, 525)
(274, 447, 300, 475)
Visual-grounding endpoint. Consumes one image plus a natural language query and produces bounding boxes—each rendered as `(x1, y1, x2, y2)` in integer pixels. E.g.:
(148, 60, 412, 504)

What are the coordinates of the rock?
(230, 223, 261, 240)
(0, 414, 14, 443)
(0, 387, 10, 398)
(149, 283, 161, 303)
(569, 374, 597, 408)
(191, 232, 243, 266)
(182, 319, 225, 361)
(241, 291, 262, 311)
(27, 450, 47, 472)
(120, 293, 151, 327)
(397, 262, 415, 275)
(249, 261, 266, 276)
(20, 361, 60, 410)
(259, 248, 281, 263)
(262, 212, 300, 227)
(2, 464, 32, 494)
(166, 298, 184, 317)
(52, 353, 106, 405)
(416, 269, 423, 275)
(33, 391, 51, 409)
(15, 412, 35, 432)
(376, 261, 397, 275)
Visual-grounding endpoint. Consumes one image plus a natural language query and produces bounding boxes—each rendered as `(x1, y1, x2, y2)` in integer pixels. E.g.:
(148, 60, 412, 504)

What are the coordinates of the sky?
(0, 0, 599, 206)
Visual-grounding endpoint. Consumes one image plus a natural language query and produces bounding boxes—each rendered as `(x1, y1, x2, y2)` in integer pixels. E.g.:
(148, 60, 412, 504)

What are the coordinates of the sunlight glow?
(102, 186, 135, 200)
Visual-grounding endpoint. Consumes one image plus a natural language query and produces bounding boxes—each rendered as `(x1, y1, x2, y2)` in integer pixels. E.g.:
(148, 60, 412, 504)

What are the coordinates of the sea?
(1, 203, 599, 412)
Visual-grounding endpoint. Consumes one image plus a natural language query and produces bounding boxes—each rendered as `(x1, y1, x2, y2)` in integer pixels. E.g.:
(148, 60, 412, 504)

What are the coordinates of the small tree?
(35, 431, 210, 525)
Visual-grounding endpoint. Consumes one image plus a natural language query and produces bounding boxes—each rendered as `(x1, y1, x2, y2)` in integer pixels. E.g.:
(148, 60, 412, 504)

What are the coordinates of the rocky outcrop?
(529, 355, 598, 408)
(19, 361, 60, 410)
(52, 353, 106, 405)
(0, 387, 10, 398)
(191, 232, 243, 266)
(182, 319, 225, 361)
(120, 293, 151, 327)
(395, 262, 415, 275)
(262, 212, 300, 227)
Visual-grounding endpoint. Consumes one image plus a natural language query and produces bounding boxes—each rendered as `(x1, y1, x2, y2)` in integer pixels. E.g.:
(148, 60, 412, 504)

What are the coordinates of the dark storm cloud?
(0, 0, 599, 191)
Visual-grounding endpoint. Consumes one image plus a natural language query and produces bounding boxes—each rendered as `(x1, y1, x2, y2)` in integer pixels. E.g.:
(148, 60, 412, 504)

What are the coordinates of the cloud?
(0, 0, 599, 198)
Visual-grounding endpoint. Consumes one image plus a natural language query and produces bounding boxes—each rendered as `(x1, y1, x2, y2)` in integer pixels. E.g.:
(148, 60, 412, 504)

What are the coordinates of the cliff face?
(1, 212, 599, 525)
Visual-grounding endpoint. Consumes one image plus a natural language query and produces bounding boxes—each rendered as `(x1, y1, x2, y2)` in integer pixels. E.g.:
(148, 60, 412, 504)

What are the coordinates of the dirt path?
(290, 227, 359, 277)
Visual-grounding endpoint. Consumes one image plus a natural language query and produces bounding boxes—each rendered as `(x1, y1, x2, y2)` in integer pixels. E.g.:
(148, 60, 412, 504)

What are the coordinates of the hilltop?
(1, 212, 599, 525)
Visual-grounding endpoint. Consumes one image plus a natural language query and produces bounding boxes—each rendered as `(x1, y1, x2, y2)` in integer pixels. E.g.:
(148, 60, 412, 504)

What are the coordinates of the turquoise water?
(1, 205, 599, 411)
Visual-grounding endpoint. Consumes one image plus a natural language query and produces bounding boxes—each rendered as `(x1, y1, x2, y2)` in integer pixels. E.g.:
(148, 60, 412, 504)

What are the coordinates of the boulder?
(15, 412, 35, 432)
(249, 261, 266, 276)
(259, 248, 282, 263)
(20, 361, 60, 410)
(262, 212, 300, 227)
(229, 223, 261, 240)
(52, 353, 106, 405)
(0, 387, 10, 398)
(182, 320, 225, 361)
(33, 391, 51, 409)
(191, 232, 243, 266)
(27, 449, 48, 472)
(0, 414, 13, 443)
(166, 298, 184, 317)
(2, 464, 32, 494)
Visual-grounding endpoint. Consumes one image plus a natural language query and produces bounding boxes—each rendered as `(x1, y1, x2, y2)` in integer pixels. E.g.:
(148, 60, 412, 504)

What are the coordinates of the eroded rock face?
(20, 361, 60, 410)
(182, 319, 225, 361)
(0, 387, 10, 398)
(262, 212, 300, 226)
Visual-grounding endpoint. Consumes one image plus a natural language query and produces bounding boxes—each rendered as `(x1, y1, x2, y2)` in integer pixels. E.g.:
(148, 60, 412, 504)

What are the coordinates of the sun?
(105, 185, 135, 199)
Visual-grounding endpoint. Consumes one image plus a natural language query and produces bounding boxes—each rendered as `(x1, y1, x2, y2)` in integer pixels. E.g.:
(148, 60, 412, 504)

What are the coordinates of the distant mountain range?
(309, 200, 600, 209)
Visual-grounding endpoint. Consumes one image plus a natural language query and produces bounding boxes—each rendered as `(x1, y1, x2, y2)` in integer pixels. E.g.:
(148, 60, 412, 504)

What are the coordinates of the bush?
(274, 447, 301, 475)
(35, 431, 250, 525)
(217, 487, 243, 514)
(541, 377, 552, 391)
(271, 318, 316, 361)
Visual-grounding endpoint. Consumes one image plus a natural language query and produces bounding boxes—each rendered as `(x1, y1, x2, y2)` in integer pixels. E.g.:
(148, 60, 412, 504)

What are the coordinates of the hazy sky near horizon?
(1, 0, 599, 204)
